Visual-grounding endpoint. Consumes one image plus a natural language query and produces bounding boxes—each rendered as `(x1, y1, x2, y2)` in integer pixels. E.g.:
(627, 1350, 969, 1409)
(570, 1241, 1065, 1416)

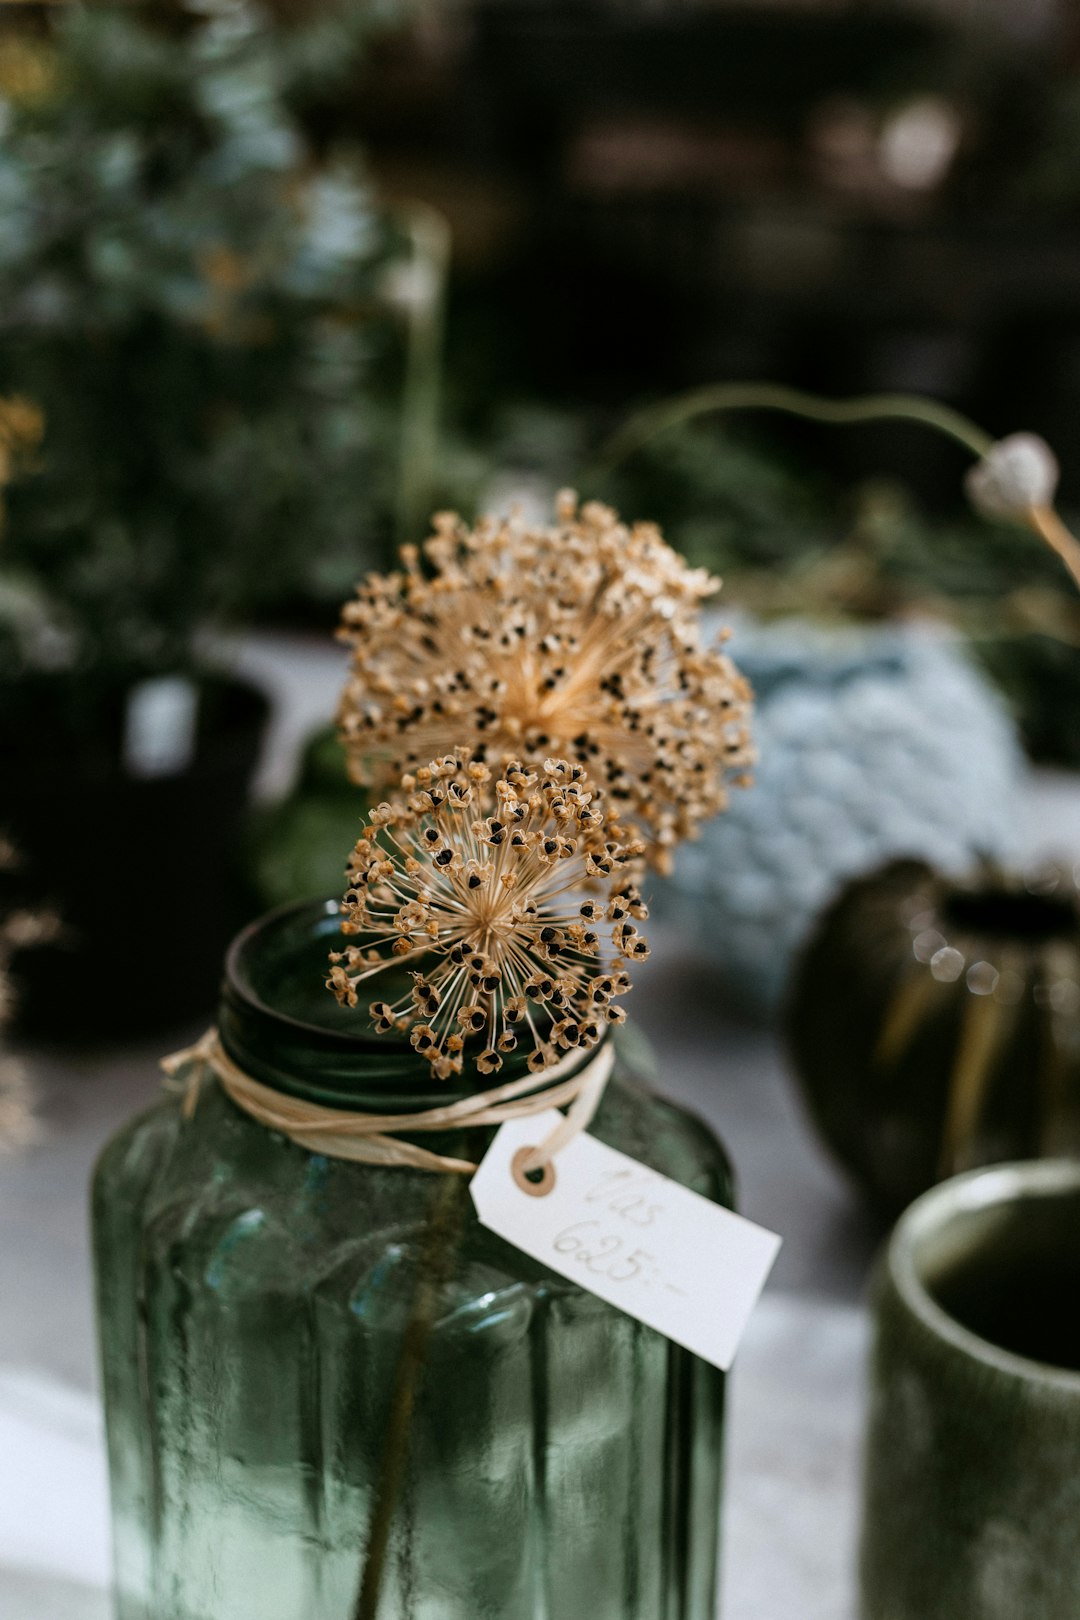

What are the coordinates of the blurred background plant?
(4, 0, 1080, 1028)
(0, 0, 455, 1035)
(0, 0, 438, 760)
(589, 417, 1080, 768)
(350, 0, 1080, 766)
(7, 0, 1072, 762)
(442, 399, 1080, 768)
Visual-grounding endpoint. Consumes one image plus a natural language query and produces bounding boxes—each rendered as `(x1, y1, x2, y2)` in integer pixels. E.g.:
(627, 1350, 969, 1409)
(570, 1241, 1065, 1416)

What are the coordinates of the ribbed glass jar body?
(93, 902, 733, 1620)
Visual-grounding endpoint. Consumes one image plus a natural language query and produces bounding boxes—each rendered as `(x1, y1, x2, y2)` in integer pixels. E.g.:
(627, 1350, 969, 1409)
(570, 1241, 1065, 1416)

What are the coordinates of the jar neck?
(219, 898, 604, 1112)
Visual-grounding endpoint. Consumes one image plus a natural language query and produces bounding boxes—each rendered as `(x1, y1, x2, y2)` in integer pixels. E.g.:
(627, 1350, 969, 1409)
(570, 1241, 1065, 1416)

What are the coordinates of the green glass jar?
(93, 900, 733, 1620)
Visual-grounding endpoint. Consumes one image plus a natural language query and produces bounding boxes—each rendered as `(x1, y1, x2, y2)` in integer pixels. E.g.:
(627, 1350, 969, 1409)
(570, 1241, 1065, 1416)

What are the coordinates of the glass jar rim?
(226, 897, 407, 1055)
(220, 896, 605, 1110)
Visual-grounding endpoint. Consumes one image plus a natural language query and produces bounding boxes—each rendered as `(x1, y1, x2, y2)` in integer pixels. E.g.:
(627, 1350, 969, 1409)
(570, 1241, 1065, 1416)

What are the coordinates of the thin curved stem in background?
(393, 202, 451, 550)
(588, 382, 1080, 604)
(590, 382, 996, 479)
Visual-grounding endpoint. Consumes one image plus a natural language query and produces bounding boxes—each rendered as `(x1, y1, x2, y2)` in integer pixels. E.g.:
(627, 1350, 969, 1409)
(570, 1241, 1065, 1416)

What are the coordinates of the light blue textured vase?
(656, 618, 1023, 1019)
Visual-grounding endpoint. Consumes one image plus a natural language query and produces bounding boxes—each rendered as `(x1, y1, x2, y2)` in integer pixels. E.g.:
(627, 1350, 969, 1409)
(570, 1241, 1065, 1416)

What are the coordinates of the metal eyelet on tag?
(511, 1146, 556, 1198)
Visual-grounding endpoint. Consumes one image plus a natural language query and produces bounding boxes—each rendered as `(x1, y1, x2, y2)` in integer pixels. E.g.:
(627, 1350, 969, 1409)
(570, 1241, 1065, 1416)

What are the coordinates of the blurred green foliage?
(0, 0, 414, 747)
(246, 721, 362, 911)
(591, 416, 1080, 765)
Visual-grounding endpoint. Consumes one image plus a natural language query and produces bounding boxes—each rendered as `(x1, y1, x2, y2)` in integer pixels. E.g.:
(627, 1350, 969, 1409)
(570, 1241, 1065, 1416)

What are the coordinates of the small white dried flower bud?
(965, 434, 1059, 523)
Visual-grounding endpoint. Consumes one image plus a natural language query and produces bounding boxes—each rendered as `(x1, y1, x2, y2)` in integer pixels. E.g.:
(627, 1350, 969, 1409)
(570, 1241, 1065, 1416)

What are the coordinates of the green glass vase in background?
(93, 900, 733, 1620)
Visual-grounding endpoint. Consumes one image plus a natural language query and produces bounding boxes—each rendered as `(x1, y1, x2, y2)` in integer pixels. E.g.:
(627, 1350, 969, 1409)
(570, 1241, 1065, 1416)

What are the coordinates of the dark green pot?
(862, 1160, 1080, 1620)
(786, 857, 1080, 1217)
(4, 672, 269, 1039)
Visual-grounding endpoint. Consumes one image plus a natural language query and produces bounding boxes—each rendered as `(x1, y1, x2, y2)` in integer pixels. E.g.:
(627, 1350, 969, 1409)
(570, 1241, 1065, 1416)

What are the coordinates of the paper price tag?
(471, 1110, 780, 1372)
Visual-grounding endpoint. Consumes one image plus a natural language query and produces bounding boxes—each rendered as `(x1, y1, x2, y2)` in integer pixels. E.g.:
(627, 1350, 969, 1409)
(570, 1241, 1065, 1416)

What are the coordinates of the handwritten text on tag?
(470, 1110, 780, 1372)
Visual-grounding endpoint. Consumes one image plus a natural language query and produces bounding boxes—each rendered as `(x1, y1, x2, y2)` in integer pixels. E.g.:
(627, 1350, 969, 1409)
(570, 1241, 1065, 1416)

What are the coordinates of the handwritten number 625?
(553, 1220, 655, 1283)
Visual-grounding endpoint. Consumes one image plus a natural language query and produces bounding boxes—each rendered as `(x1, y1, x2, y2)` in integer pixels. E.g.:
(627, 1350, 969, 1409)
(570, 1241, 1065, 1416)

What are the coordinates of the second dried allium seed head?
(327, 753, 648, 1079)
(336, 493, 754, 873)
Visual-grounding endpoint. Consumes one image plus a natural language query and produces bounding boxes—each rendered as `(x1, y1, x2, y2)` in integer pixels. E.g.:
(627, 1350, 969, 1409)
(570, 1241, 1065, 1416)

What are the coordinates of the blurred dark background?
(5, 0, 1080, 612)
(353, 0, 1080, 500)
(3, 0, 1080, 1044)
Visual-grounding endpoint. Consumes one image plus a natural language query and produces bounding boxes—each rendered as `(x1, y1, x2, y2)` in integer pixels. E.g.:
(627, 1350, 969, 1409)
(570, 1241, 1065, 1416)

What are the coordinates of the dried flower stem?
(591, 382, 1080, 603)
(331, 757, 645, 1613)
(1028, 505, 1080, 597)
(0, 838, 57, 1152)
(352, 1169, 470, 1620)
(0, 1059, 38, 1154)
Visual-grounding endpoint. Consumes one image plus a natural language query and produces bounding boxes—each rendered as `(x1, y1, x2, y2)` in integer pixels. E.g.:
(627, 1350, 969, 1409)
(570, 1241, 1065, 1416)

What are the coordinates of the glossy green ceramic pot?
(787, 858, 1080, 1216)
(862, 1160, 1080, 1620)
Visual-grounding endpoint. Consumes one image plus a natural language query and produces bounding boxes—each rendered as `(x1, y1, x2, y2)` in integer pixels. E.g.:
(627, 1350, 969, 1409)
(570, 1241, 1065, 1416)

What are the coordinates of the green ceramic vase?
(862, 1160, 1080, 1620)
(787, 857, 1080, 1215)
(93, 899, 733, 1620)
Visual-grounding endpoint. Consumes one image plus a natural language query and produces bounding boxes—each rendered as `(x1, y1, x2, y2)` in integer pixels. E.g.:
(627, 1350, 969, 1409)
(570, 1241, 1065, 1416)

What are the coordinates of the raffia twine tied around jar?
(162, 1028, 614, 1178)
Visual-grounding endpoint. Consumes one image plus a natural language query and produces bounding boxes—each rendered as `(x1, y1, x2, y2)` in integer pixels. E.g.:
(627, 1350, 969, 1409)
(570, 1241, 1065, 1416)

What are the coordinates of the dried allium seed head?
(326, 753, 648, 1077)
(336, 494, 754, 872)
